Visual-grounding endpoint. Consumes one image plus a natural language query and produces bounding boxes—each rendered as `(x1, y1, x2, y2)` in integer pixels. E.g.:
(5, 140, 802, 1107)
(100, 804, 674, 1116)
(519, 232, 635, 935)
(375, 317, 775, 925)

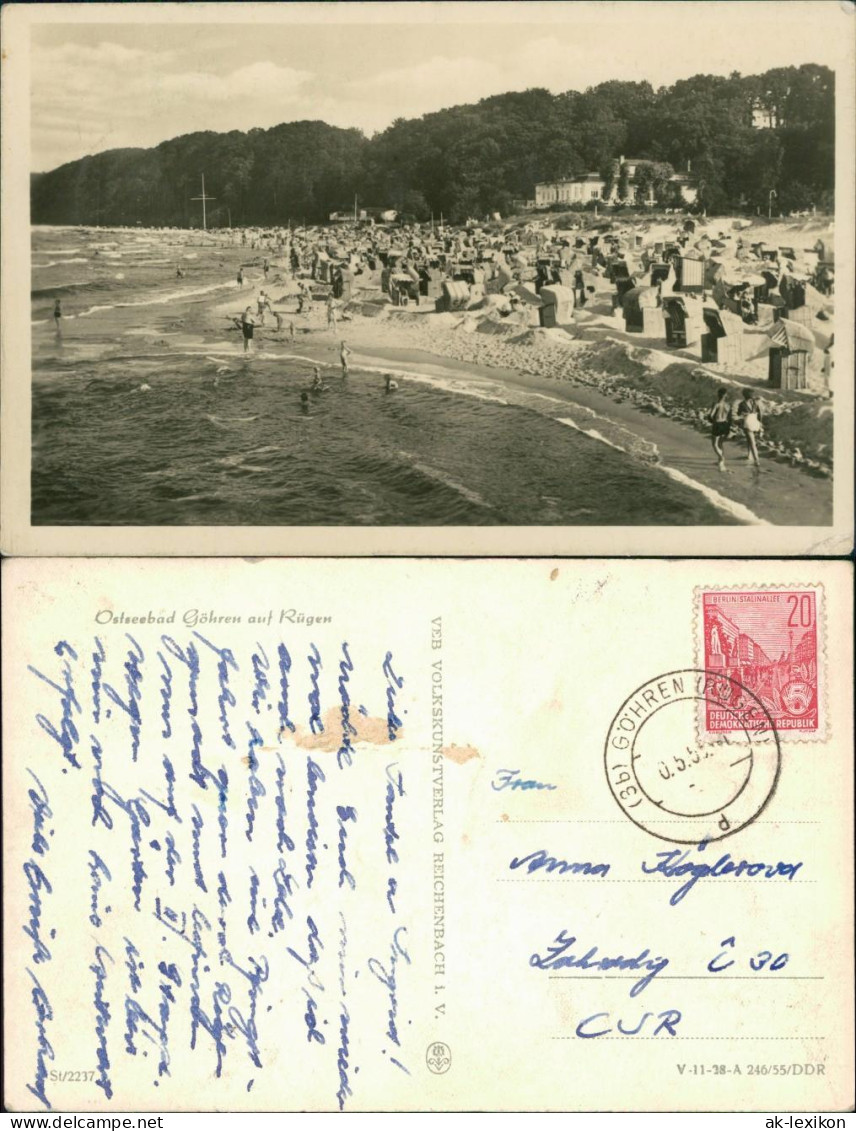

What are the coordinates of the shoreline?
(186, 282, 831, 527)
(31, 229, 834, 528)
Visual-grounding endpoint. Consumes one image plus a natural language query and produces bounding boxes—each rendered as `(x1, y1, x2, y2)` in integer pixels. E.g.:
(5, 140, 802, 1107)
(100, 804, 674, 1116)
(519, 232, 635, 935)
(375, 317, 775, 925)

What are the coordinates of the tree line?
(31, 64, 834, 227)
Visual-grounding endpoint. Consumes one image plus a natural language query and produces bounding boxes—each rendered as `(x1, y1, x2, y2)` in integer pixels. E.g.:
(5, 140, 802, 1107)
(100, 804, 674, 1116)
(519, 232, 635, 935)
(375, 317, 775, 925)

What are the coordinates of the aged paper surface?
(3, 557, 853, 1111)
(1, 0, 854, 556)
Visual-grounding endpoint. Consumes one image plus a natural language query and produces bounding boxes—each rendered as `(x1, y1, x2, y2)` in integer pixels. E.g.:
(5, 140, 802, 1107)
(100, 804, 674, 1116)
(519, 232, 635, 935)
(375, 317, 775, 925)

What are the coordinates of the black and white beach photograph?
(3, 1, 854, 547)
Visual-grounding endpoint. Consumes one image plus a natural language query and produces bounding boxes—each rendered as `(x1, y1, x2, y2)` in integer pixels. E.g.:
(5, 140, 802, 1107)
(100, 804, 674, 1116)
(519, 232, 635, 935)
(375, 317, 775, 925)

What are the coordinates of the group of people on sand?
(238, 297, 296, 352)
(237, 297, 352, 365)
(708, 387, 764, 471)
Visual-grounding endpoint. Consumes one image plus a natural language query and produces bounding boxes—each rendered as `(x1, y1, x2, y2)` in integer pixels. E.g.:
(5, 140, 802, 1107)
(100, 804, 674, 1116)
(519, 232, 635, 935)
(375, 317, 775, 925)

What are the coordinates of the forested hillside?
(31, 64, 834, 226)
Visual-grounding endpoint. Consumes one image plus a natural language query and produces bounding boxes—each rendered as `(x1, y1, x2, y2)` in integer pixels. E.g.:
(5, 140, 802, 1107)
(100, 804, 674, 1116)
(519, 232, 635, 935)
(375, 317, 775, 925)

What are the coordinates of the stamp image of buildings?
(704, 600, 817, 726)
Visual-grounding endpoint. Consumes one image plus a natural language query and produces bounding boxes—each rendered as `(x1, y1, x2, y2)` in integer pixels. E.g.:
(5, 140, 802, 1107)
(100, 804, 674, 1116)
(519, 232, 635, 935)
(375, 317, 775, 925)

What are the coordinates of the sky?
(28, 2, 847, 172)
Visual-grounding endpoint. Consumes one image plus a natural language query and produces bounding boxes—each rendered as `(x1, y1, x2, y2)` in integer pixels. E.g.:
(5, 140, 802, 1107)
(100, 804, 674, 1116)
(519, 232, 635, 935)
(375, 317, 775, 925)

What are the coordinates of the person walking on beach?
(264, 258, 270, 280)
(241, 306, 256, 353)
(289, 320, 296, 343)
(237, 267, 244, 287)
(708, 388, 733, 471)
(297, 280, 310, 315)
(736, 388, 763, 469)
(340, 340, 352, 378)
(326, 294, 337, 333)
(257, 290, 269, 326)
(573, 269, 587, 308)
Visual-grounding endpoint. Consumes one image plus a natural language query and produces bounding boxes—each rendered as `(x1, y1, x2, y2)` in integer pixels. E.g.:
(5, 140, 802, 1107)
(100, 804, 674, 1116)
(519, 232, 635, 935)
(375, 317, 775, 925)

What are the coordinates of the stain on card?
(442, 743, 480, 765)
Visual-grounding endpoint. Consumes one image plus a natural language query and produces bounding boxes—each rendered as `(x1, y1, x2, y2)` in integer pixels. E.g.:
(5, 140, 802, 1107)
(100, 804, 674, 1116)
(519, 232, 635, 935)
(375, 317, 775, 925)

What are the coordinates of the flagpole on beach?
(191, 174, 216, 231)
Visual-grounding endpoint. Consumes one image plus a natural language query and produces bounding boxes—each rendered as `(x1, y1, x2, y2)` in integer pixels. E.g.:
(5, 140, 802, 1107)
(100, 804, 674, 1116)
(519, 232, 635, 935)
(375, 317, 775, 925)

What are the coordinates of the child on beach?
(340, 341, 352, 377)
(708, 388, 733, 471)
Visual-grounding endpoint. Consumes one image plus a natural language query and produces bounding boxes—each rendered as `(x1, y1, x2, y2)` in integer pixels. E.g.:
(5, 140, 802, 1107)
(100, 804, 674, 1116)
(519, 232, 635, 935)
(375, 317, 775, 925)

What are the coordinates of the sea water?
(31, 227, 738, 527)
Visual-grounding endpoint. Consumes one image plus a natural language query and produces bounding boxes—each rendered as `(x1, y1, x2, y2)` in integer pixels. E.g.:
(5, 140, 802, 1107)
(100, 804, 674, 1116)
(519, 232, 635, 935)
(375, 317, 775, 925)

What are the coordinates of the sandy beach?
(184, 238, 833, 528)
(30, 215, 834, 527)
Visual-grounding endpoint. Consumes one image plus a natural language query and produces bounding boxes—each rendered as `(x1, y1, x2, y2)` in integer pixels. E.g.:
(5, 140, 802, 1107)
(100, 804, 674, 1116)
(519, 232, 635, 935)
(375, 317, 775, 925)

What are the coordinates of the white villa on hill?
(534, 156, 698, 208)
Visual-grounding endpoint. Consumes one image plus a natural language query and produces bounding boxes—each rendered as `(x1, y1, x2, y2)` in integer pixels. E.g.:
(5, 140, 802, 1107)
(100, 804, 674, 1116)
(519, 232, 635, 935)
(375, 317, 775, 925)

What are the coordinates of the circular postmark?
(604, 669, 780, 844)
(426, 1042, 451, 1074)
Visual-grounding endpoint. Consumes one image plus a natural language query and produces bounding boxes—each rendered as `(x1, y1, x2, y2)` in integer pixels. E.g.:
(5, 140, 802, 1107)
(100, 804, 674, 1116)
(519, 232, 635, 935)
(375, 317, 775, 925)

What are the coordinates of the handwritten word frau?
(491, 769, 557, 792)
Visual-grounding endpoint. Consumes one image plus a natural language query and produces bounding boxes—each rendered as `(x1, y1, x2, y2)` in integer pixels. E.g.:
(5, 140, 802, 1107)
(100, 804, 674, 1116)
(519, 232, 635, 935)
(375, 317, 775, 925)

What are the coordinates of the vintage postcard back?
(2, 558, 853, 1111)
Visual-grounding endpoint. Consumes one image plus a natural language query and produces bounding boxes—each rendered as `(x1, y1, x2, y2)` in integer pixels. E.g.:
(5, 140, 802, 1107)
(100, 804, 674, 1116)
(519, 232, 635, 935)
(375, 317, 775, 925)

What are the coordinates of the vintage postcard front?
(3, 558, 853, 1112)
(1, 1, 855, 557)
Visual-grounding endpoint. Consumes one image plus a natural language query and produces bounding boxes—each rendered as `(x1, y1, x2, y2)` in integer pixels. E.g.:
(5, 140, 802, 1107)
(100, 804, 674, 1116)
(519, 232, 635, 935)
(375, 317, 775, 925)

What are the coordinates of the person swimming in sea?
(53, 298, 63, 330)
(310, 367, 328, 394)
(385, 375, 399, 393)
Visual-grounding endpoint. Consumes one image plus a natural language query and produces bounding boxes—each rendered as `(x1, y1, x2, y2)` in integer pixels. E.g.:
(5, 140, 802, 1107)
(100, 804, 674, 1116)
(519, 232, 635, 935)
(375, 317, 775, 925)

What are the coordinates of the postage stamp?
(695, 586, 826, 741)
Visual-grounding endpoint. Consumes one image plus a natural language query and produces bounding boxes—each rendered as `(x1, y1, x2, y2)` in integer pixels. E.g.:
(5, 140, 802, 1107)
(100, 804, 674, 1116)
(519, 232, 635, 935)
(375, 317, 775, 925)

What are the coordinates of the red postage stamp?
(698, 587, 823, 738)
